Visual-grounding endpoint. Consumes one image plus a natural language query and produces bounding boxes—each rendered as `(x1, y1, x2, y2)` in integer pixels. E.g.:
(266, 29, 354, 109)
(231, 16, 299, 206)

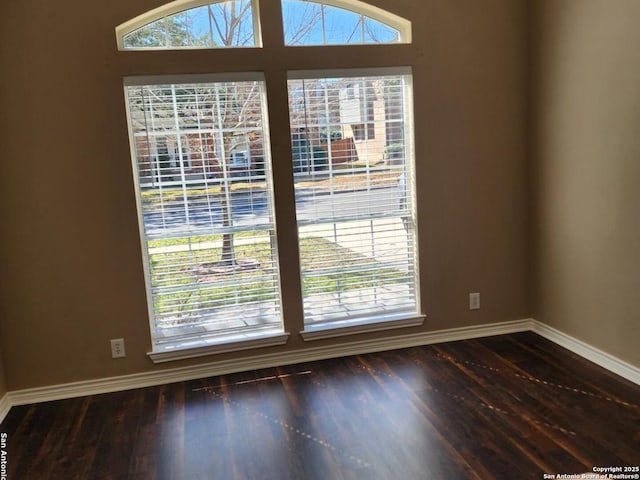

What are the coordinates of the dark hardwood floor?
(2, 332, 639, 479)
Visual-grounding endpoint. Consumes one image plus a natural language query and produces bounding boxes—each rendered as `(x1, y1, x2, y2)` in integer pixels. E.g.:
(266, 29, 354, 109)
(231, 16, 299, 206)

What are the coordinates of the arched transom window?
(117, 0, 410, 49)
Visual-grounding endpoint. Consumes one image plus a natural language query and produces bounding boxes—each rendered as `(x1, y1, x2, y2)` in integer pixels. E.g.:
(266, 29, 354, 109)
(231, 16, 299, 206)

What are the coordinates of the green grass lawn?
(148, 230, 267, 249)
(150, 236, 406, 322)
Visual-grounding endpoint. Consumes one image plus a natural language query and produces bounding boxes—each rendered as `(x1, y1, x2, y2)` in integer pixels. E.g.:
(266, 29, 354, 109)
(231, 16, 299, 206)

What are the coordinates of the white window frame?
(287, 67, 422, 340)
(124, 73, 289, 362)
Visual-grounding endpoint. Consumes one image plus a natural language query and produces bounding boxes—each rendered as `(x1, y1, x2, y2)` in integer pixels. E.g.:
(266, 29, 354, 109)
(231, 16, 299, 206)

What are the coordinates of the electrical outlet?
(469, 292, 480, 310)
(110, 338, 126, 358)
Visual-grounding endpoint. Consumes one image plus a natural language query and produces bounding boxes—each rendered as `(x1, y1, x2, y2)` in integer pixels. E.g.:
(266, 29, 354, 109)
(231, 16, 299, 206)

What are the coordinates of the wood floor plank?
(1, 332, 638, 479)
(387, 347, 554, 478)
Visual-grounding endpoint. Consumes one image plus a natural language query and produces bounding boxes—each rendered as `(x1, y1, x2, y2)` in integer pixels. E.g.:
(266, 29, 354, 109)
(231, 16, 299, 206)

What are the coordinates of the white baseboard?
(3, 318, 531, 417)
(531, 320, 640, 385)
(0, 393, 10, 425)
(1, 317, 638, 424)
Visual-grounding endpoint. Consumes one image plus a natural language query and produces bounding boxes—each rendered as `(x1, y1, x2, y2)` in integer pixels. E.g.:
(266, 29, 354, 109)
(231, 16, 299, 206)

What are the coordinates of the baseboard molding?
(2, 317, 638, 425)
(0, 393, 10, 424)
(531, 320, 640, 386)
(3, 318, 531, 417)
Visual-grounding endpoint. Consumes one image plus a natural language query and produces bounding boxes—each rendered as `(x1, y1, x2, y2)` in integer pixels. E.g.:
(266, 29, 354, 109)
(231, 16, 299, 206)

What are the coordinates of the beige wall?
(532, 0, 640, 367)
(0, 350, 6, 398)
(0, 0, 529, 390)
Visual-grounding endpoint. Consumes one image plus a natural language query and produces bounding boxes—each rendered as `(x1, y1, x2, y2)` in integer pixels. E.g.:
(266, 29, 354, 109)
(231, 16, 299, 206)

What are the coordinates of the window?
(281, 0, 410, 46)
(287, 69, 418, 334)
(125, 74, 286, 355)
(119, 0, 418, 359)
(118, 0, 259, 50)
(116, 0, 410, 50)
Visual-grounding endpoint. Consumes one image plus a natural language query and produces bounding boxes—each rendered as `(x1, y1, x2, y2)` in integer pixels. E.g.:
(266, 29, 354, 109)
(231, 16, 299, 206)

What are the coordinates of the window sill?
(300, 313, 425, 341)
(148, 331, 290, 364)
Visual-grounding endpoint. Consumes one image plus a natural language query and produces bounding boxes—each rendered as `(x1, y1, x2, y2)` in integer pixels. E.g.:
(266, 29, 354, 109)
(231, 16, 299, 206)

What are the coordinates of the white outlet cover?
(110, 338, 126, 358)
(469, 293, 480, 310)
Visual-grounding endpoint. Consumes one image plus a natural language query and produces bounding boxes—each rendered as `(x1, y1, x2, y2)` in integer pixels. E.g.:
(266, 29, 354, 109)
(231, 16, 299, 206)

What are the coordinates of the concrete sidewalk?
(299, 218, 411, 271)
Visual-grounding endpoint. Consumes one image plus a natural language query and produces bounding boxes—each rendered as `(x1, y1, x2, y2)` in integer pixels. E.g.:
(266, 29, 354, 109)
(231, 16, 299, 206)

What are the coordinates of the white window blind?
(125, 75, 283, 350)
(287, 69, 418, 328)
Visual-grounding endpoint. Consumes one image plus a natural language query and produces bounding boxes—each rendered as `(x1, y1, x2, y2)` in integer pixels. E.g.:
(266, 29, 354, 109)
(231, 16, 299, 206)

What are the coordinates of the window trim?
(300, 314, 425, 341)
(287, 66, 412, 81)
(124, 72, 267, 87)
(149, 332, 290, 363)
